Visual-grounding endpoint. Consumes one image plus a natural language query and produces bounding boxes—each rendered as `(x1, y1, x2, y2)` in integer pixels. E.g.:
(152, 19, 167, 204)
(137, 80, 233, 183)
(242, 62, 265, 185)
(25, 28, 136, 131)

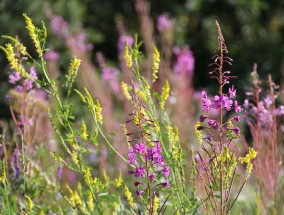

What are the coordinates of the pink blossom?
(173, 46, 195, 75)
(157, 14, 173, 32)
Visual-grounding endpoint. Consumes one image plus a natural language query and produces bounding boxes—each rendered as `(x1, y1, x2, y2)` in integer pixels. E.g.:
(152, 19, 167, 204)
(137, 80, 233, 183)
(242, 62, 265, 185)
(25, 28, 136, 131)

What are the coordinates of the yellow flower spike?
(228, 155, 237, 177)
(133, 112, 140, 125)
(154, 122, 160, 134)
(152, 45, 160, 83)
(84, 167, 92, 186)
(160, 80, 170, 110)
(23, 14, 42, 57)
(1, 43, 26, 76)
(246, 162, 253, 179)
(81, 121, 88, 141)
(124, 41, 133, 67)
(239, 147, 257, 164)
(87, 192, 95, 212)
(0, 162, 6, 184)
(124, 185, 134, 207)
(121, 82, 132, 100)
(194, 121, 202, 144)
(153, 195, 159, 214)
(94, 100, 103, 124)
(65, 57, 81, 91)
(2, 36, 28, 56)
(115, 171, 123, 187)
(248, 147, 257, 159)
(25, 195, 34, 211)
(137, 90, 147, 102)
(71, 151, 79, 164)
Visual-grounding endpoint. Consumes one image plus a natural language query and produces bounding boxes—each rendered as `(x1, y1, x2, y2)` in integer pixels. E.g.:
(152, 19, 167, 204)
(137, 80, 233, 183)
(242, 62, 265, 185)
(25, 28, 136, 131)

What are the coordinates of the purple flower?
(161, 182, 170, 188)
(102, 67, 119, 81)
(9, 72, 21, 84)
(157, 14, 173, 32)
(200, 115, 207, 122)
(118, 34, 134, 52)
(57, 165, 63, 180)
(128, 147, 136, 164)
(264, 96, 272, 108)
(134, 167, 146, 178)
(233, 116, 241, 122)
(12, 149, 21, 179)
(134, 181, 141, 187)
(223, 96, 233, 111)
(74, 32, 93, 51)
(43, 50, 59, 61)
(234, 101, 242, 113)
(208, 119, 218, 128)
(277, 106, 284, 116)
(31, 66, 37, 77)
(149, 173, 155, 182)
(243, 99, 249, 109)
(50, 16, 68, 37)
(15, 85, 23, 92)
(173, 46, 195, 75)
(135, 143, 146, 154)
(23, 79, 33, 90)
(162, 166, 170, 177)
(154, 155, 165, 166)
(202, 91, 211, 112)
(228, 85, 236, 99)
(232, 127, 240, 135)
(212, 95, 233, 111)
(151, 142, 162, 158)
(136, 190, 143, 198)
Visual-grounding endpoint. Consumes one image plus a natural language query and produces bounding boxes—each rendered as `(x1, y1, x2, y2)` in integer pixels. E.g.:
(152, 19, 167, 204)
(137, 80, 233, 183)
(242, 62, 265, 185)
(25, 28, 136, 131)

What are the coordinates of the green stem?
(92, 111, 128, 164)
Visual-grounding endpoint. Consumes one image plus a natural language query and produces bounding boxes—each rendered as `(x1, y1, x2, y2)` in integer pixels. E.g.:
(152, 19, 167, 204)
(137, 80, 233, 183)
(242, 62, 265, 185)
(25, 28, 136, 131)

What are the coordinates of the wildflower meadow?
(0, 1, 283, 214)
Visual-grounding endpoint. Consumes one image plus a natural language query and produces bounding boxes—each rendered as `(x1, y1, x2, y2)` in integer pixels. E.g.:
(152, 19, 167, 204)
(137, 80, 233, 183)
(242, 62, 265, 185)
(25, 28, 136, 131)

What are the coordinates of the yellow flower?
(153, 195, 159, 214)
(0, 162, 6, 184)
(93, 99, 103, 125)
(115, 172, 123, 187)
(1, 43, 26, 75)
(23, 14, 42, 57)
(71, 151, 79, 164)
(25, 195, 34, 211)
(124, 41, 133, 67)
(84, 167, 92, 186)
(195, 121, 202, 144)
(121, 82, 132, 100)
(81, 121, 88, 141)
(160, 80, 170, 110)
(124, 185, 134, 207)
(87, 192, 94, 212)
(152, 45, 160, 83)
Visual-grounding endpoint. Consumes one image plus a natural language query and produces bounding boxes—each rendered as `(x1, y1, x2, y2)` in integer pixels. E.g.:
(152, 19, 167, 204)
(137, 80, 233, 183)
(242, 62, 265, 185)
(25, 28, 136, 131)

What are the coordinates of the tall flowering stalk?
(125, 85, 170, 214)
(244, 65, 284, 214)
(195, 21, 256, 214)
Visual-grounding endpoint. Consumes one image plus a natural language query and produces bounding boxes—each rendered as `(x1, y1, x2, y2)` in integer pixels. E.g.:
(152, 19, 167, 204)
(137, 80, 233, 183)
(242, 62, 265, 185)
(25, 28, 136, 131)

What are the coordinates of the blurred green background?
(1, 0, 284, 118)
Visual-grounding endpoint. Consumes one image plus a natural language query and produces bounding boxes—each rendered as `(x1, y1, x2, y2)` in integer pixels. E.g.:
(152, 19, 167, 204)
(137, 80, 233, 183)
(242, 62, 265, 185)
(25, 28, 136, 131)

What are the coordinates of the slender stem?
(92, 111, 128, 164)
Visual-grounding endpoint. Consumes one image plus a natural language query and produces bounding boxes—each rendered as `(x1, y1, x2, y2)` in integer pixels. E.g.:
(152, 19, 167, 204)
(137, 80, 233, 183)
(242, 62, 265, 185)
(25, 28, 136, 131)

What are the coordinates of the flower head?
(157, 14, 173, 32)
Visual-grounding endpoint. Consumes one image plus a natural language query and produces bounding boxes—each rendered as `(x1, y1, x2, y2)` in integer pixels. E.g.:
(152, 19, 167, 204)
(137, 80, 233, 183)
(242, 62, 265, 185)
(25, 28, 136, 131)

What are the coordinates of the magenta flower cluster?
(9, 66, 38, 92)
(201, 86, 241, 114)
(200, 86, 242, 135)
(173, 46, 195, 75)
(157, 14, 173, 33)
(128, 141, 170, 197)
